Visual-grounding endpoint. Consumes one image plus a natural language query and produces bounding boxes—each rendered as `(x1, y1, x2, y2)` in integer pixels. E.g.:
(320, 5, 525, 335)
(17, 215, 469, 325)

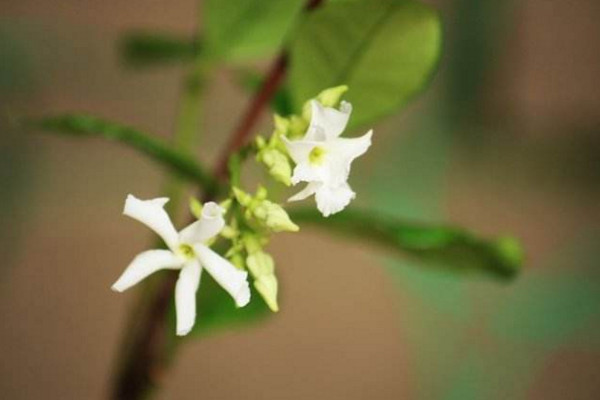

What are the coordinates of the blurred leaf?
(235, 68, 294, 115)
(491, 236, 600, 349)
(291, 208, 522, 279)
(444, 1, 514, 127)
(205, 0, 305, 62)
(288, 0, 442, 129)
(26, 115, 216, 191)
(366, 116, 450, 221)
(120, 32, 198, 68)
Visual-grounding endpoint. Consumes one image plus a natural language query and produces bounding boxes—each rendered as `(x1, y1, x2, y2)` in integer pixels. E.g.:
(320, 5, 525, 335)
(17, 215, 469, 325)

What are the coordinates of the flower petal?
(194, 244, 250, 307)
(315, 182, 356, 217)
(291, 162, 328, 185)
(306, 100, 352, 140)
(123, 195, 179, 250)
(175, 260, 202, 336)
(334, 130, 373, 163)
(288, 182, 321, 202)
(111, 249, 183, 292)
(326, 130, 373, 186)
(179, 202, 225, 244)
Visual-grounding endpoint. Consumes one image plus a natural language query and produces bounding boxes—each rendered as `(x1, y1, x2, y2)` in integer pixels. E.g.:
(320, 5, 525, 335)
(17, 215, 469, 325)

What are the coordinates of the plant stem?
(164, 55, 209, 219)
(211, 0, 325, 184)
(111, 51, 207, 400)
(212, 53, 288, 183)
(111, 1, 325, 399)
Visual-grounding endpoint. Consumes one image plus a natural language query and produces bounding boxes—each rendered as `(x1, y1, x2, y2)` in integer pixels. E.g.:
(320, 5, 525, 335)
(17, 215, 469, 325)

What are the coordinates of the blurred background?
(1, 0, 599, 399)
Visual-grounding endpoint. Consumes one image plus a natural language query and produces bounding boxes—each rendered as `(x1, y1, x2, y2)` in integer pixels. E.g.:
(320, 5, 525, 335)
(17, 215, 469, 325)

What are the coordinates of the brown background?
(1, 1, 599, 399)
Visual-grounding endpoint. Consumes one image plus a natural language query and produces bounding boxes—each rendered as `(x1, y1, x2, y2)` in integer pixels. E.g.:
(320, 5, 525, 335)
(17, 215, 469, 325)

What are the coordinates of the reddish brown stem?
(213, 53, 288, 182)
(111, 2, 325, 399)
(112, 275, 178, 400)
(212, 0, 325, 184)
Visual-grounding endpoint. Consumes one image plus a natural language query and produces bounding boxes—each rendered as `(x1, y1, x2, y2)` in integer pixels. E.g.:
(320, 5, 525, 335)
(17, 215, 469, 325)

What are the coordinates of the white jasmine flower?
(111, 195, 250, 336)
(283, 100, 372, 217)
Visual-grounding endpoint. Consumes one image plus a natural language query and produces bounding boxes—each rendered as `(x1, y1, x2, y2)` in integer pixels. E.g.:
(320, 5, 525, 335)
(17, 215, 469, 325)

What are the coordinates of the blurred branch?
(290, 208, 523, 279)
(211, 0, 325, 186)
(212, 53, 288, 183)
(111, 22, 209, 398)
(120, 32, 199, 68)
(25, 114, 217, 193)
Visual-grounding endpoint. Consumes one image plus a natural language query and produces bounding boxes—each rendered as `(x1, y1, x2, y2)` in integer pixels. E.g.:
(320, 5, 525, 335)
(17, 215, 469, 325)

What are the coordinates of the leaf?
(120, 32, 198, 68)
(26, 115, 216, 192)
(290, 208, 523, 279)
(204, 0, 305, 62)
(184, 273, 272, 337)
(288, 0, 442, 128)
(119, 32, 198, 68)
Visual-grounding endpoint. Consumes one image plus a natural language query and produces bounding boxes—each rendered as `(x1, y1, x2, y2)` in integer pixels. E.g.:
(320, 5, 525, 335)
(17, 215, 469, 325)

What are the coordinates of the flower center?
(178, 243, 195, 259)
(308, 146, 327, 166)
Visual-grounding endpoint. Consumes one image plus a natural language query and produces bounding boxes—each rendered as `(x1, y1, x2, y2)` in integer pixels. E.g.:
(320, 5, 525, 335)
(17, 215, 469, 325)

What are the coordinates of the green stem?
(164, 57, 208, 218)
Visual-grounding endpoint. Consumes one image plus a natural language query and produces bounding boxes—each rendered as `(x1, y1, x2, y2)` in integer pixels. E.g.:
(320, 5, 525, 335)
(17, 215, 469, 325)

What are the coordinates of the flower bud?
(232, 187, 252, 207)
(257, 148, 292, 186)
(317, 85, 349, 107)
(302, 85, 349, 121)
(246, 250, 274, 276)
(254, 275, 279, 312)
(189, 197, 203, 219)
(287, 115, 309, 139)
(246, 251, 278, 312)
(252, 200, 299, 232)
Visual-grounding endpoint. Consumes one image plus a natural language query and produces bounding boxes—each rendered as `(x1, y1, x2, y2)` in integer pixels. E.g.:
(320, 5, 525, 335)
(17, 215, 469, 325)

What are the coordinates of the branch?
(213, 53, 288, 182)
(290, 208, 523, 279)
(26, 114, 216, 193)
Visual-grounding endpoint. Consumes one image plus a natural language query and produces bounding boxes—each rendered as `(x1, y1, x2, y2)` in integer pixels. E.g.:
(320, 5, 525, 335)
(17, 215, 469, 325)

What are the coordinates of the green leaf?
(288, 0, 442, 128)
(173, 272, 271, 338)
(290, 208, 522, 279)
(120, 32, 198, 68)
(26, 115, 217, 192)
(204, 0, 305, 62)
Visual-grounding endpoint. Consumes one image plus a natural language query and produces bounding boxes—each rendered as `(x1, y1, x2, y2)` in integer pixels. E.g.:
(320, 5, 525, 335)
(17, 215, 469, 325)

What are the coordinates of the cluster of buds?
(111, 86, 373, 334)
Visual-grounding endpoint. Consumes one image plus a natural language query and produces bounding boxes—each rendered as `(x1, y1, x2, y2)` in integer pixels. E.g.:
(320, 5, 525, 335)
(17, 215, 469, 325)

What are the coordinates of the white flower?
(283, 100, 372, 217)
(111, 195, 250, 336)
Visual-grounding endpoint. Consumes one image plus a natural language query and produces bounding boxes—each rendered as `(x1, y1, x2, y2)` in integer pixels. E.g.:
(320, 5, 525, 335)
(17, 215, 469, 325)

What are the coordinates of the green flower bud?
(254, 275, 279, 312)
(232, 187, 252, 207)
(316, 85, 349, 107)
(220, 225, 238, 240)
(302, 85, 349, 121)
(273, 114, 290, 137)
(189, 197, 203, 219)
(252, 200, 299, 232)
(287, 115, 308, 139)
(246, 250, 275, 276)
(256, 185, 268, 201)
(255, 135, 267, 149)
(257, 146, 292, 186)
(219, 198, 232, 212)
(242, 233, 264, 254)
(229, 252, 246, 270)
(246, 251, 279, 312)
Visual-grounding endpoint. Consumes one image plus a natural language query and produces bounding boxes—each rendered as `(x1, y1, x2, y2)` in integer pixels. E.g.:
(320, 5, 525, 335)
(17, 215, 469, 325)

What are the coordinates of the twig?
(212, 53, 288, 182)
(111, 1, 325, 399)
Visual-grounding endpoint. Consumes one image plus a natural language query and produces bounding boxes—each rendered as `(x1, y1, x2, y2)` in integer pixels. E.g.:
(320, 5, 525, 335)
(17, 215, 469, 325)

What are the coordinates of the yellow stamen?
(309, 146, 326, 166)
(179, 244, 195, 259)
